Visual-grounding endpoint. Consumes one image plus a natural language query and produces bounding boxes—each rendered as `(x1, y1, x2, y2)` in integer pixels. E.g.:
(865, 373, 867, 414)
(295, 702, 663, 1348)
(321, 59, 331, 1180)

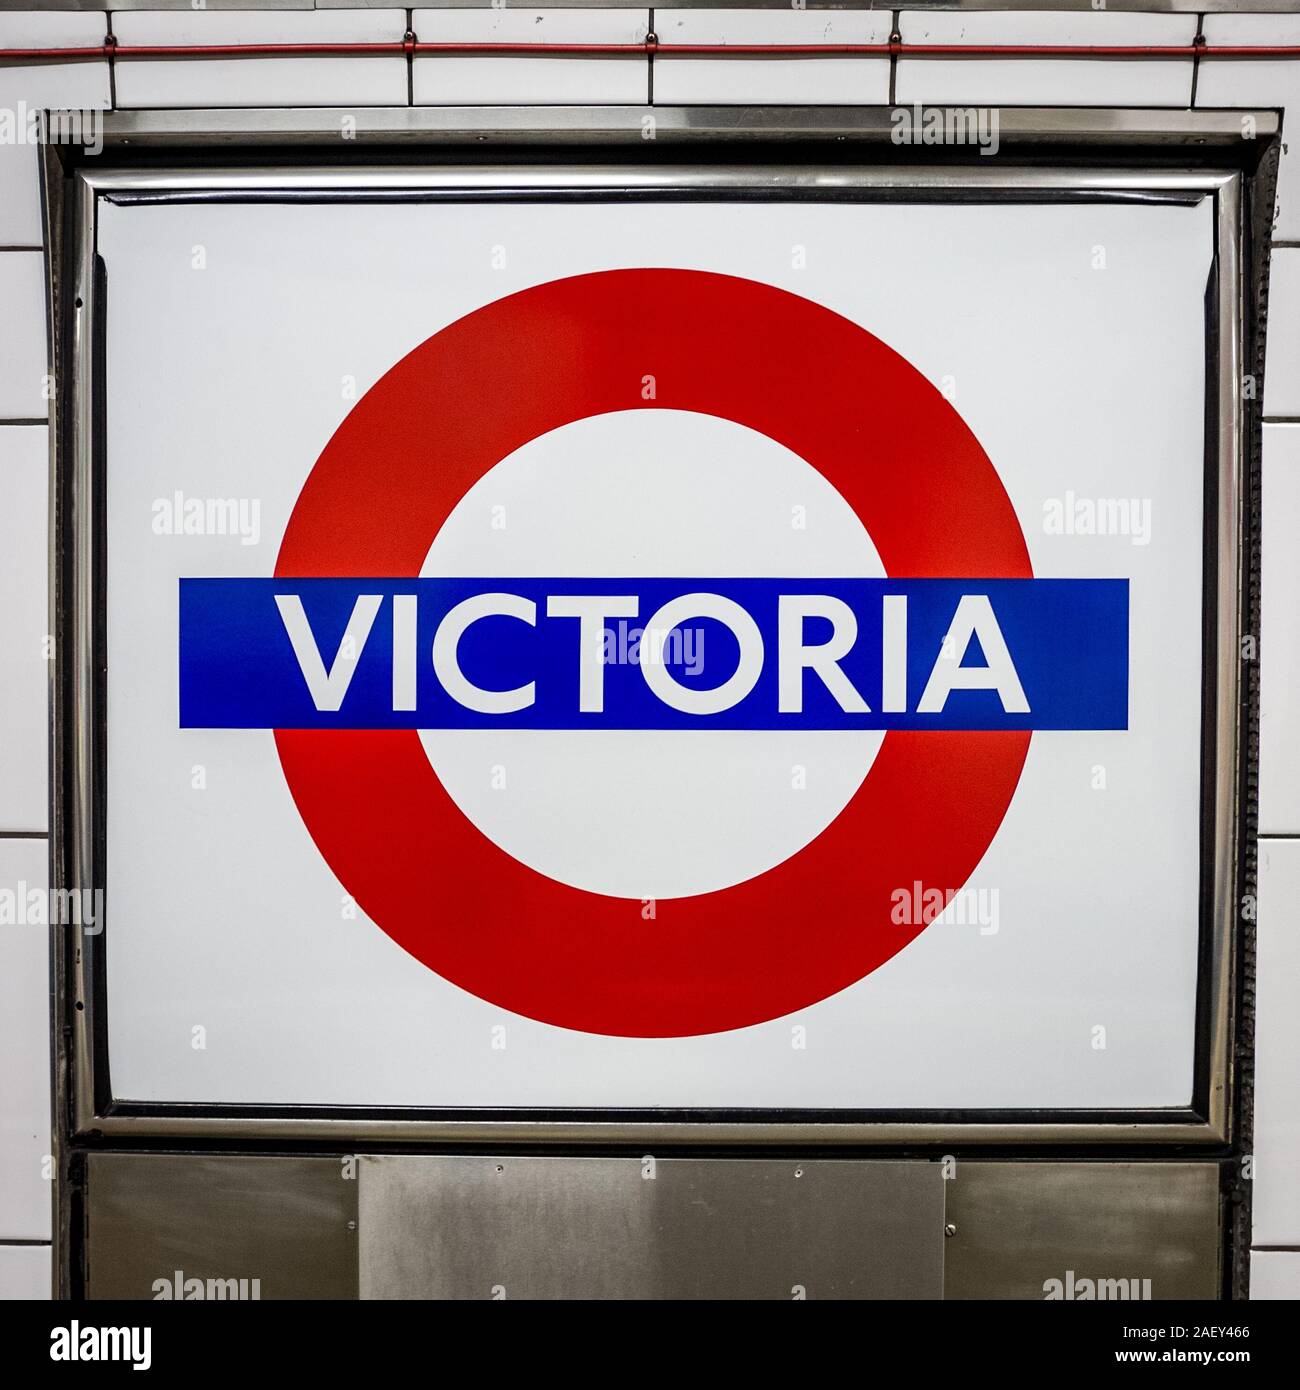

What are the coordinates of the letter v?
(276, 593, 381, 711)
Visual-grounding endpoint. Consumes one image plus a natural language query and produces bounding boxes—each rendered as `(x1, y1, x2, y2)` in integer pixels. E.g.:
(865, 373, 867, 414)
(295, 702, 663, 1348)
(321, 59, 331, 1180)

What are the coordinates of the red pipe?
(3, 40, 1300, 63)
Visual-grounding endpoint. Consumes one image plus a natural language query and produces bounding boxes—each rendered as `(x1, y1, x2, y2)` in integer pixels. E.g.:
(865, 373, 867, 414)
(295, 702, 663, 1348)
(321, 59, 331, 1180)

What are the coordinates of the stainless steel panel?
(83, 162, 1234, 197)
(358, 1156, 943, 1299)
(943, 1162, 1222, 1300)
(85, 1153, 358, 1300)
(80, 1153, 1225, 1301)
(92, 106, 1277, 148)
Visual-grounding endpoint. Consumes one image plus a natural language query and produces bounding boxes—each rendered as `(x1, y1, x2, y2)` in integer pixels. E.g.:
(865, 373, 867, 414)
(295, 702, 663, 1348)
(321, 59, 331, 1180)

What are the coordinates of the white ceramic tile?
(1253, 840, 1300, 1247)
(0, 14, 110, 246)
(0, 11, 111, 108)
(0, 838, 51, 1243)
(1265, 250, 1300, 419)
(0, 12, 103, 47)
(113, 10, 408, 110)
(0, 147, 42, 250)
(414, 10, 648, 106)
(1261, 426, 1300, 834)
(0, 427, 48, 836)
(897, 11, 1197, 109)
(654, 10, 891, 107)
(0, 253, 47, 419)
(1250, 1248, 1300, 1298)
(0, 1244, 50, 1299)
(1199, 17, 1300, 241)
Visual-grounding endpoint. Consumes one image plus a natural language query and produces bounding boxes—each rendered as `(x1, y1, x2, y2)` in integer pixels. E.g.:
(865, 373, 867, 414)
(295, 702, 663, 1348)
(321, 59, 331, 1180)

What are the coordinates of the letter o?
(639, 593, 763, 715)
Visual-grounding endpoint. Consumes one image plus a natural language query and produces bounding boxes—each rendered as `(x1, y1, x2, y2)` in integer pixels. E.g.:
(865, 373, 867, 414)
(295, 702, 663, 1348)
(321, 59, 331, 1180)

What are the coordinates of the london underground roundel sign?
(179, 269, 1129, 1037)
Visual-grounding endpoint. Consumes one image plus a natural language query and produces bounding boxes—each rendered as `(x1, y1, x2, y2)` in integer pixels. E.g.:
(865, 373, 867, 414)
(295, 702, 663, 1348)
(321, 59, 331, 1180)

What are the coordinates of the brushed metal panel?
(87, 108, 1277, 147)
(359, 1155, 942, 1299)
(944, 1162, 1222, 1300)
(85, 1153, 358, 1300)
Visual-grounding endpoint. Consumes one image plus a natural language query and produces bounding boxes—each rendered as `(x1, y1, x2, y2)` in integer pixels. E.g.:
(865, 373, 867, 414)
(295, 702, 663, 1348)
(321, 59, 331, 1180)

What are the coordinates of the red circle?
(275, 269, 1031, 1037)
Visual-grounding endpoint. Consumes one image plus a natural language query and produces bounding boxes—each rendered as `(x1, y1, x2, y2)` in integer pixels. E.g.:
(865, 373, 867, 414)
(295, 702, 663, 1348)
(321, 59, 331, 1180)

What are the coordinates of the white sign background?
(99, 194, 1211, 1109)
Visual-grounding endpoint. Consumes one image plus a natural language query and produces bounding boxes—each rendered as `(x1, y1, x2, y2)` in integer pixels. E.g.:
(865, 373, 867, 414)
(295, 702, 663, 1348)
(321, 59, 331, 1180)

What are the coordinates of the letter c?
(432, 593, 535, 714)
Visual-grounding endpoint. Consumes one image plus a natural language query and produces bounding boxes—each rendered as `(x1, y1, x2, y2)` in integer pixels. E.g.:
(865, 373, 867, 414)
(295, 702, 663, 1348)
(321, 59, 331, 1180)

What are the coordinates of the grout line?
(0, 419, 51, 428)
(0, 832, 49, 841)
(0, 246, 42, 254)
(1262, 417, 1300, 424)
(889, 11, 899, 108)
(106, 11, 117, 111)
(1191, 13, 1205, 107)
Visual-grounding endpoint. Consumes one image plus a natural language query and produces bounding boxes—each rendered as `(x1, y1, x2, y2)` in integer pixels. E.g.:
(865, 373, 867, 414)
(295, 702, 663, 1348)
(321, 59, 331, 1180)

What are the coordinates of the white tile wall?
(653, 10, 891, 107)
(1265, 251, 1300, 419)
(112, 10, 408, 110)
(0, 839, 50, 1243)
(0, 3, 1296, 1301)
(0, 17, 58, 1300)
(1250, 1248, 1300, 1298)
(0, 427, 48, 835)
(413, 10, 649, 107)
(0, 12, 110, 247)
(1253, 840, 1300, 1249)
(897, 11, 1198, 108)
(0, 1243, 50, 1300)
(1261, 426, 1300, 835)
(1198, 16, 1300, 242)
(0, 253, 47, 420)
